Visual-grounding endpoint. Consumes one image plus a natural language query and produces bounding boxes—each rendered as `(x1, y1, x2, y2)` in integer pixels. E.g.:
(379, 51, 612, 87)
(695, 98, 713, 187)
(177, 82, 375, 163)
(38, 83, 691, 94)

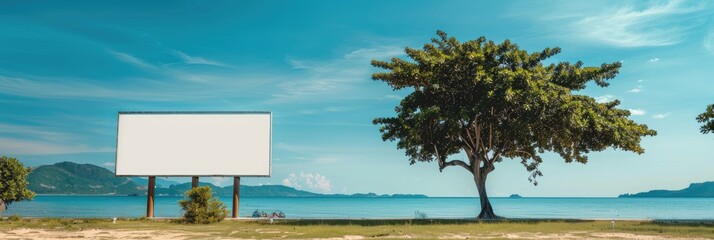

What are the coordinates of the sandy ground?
(1, 228, 711, 240)
(1, 228, 207, 239)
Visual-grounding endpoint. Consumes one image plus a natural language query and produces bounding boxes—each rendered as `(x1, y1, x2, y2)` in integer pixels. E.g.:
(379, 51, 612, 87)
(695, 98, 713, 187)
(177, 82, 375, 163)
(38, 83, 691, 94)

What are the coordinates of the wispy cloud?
(653, 112, 671, 119)
(172, 50, 228, 67)
(0, 71, 269, 101)
(0, 137, 113, 155)
(629, 85, 644, 93)
(594, 95, 616, 103)
(109, 50, 244, 84)
(282, 172, 332, 193)
(383, 94, 402, 100)
(647, 58, 660, 63)
(705, 30, 714, 53)
(272, 46, 403, 102)
(0, 123, 74, 142)
(109, 50, 158, 70)
(0, 122, 112, 156)
(521, 1, 708, 47)
(0, 74, 198, 101)
(628, 109, 646, 116)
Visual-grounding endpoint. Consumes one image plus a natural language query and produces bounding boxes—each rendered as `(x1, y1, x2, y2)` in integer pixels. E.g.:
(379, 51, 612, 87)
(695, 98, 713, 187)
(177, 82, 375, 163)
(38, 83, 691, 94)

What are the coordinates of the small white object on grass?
(113, 217, 117, 224)
(611, 220, 615, 229)
(269, 218, 274, 224)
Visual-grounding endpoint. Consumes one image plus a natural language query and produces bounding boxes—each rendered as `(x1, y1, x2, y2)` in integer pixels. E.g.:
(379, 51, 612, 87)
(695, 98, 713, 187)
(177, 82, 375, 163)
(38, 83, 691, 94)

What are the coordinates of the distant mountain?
(27, 162, 428, 198)
(155, 182, 426, 198)
(154, 182, 322, 197)
(28, 162, 143, 195)
(130, 177, 180, 188)
(619, 182, 714, 198)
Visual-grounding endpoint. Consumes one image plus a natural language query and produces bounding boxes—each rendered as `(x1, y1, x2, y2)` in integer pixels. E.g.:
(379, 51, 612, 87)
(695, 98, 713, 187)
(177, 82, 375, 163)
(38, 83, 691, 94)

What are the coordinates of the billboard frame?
(114, 111, 272, 177)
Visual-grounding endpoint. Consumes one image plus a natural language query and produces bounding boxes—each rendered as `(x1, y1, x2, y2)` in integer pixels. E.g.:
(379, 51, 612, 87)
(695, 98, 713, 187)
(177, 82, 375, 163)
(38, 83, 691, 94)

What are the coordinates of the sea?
(3, 196, 713, 220)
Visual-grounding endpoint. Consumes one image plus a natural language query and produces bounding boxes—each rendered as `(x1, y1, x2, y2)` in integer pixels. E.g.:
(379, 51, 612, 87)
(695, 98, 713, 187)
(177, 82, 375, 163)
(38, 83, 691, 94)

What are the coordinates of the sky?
(1, 0, 713, 197)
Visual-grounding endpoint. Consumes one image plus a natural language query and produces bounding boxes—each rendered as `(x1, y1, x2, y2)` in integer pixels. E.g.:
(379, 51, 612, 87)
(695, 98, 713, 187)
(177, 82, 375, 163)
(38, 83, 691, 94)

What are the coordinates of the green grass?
(1, 218, 712, 239)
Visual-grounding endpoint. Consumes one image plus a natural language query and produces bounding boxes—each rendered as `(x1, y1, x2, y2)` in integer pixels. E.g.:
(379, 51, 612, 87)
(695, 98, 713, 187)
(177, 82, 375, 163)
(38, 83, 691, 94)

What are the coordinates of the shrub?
(0, 156, 36, 210)
(178, 186, 228, 224)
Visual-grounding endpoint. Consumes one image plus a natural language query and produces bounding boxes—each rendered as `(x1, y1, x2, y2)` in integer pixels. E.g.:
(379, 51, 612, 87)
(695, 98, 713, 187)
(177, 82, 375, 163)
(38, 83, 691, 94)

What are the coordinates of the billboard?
(115, 112, 271, 176)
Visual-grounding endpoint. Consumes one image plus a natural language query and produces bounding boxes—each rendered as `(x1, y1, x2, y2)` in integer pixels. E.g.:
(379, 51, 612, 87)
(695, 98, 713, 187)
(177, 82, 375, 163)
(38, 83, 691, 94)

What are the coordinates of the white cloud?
(637, 79, 644, 83)
(523, 1, 708, 47)
(647, 58, 660, 63)
(0, 75, 192, 101)
(0, 137, 113, 155)
(383, 94, 402, 100)
(172, 50, 228, 67)
(343, 46, 404, 60)
(653, 112, 671, 119)
(594, 95, 616, 103)
(109, 50, 158, 70)
(628, 109, 646, 116)
(272, 45, 404, 102)
(282, 172, 332, 193)
(102, 162, 115, 167)
(629, 86, 644, 93)
(705, 31, 714, 53)
(0, 123, 74, 141)
(0, 72, 268, 101)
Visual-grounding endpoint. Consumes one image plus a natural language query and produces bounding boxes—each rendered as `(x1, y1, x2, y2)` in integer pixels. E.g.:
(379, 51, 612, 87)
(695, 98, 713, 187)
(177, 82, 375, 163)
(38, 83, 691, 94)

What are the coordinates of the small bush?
(178, 186, 228, 224)
(7, 215, 21, 221)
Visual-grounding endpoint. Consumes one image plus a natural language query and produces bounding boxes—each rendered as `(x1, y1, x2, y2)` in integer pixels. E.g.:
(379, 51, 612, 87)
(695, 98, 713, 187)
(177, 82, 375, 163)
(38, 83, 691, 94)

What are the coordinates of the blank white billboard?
(115, 112, 271, 176)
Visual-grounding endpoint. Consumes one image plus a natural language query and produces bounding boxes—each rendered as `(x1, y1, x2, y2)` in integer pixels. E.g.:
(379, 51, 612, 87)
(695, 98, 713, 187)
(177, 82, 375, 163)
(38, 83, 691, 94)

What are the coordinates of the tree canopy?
(697, 104, 714, 134)
(0, 156, 36, 210)
(372, 31, 657, 219)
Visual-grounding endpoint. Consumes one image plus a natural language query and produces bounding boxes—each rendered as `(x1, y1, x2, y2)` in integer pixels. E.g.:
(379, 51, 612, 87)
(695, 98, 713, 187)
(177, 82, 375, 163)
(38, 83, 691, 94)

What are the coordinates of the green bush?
(178, 186, 228, 224)
(0, 156, 36, 210)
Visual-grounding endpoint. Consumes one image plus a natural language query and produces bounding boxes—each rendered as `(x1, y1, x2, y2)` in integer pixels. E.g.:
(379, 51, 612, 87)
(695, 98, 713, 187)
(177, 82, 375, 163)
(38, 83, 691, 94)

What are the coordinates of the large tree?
(0, 156, 35, 211)
(697, 104, 714, 134)
(371, 31, 656, 219)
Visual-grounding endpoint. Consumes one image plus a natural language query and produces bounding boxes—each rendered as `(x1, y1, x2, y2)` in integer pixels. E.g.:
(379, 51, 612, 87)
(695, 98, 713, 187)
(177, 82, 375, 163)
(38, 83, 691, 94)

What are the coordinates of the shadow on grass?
(272, 218, 594, 226)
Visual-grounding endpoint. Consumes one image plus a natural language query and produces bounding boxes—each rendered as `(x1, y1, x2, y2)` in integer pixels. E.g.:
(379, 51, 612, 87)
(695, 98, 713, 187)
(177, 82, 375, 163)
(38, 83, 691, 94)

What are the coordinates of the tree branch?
(458, 133, 474, 152)
(438, 159, 473, 173)
(472, 115, 489, 162)
(488, 107, 494, 152)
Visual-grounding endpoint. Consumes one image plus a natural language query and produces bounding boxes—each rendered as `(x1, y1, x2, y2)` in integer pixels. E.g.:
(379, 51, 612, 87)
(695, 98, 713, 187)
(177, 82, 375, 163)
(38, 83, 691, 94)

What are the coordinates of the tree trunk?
(474, 172, 500, 220)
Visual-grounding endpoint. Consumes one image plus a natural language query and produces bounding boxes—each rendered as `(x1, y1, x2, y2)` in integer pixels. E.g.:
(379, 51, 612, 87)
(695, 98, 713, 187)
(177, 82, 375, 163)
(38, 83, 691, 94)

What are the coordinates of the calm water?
(3, 196, 713, 220)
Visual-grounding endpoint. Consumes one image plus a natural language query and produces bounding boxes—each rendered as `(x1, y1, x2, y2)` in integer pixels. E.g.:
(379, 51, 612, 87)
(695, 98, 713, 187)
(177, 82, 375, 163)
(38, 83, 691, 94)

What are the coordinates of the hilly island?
(27, 162, 427, 198)
(619, 182, 714, 198)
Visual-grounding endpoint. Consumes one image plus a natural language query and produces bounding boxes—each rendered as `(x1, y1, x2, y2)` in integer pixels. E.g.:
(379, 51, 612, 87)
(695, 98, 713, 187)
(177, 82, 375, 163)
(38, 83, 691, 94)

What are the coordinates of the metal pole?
(147, 176, 155, 218)
(233, 176, 240, 218)
(192, 176, 199, 188)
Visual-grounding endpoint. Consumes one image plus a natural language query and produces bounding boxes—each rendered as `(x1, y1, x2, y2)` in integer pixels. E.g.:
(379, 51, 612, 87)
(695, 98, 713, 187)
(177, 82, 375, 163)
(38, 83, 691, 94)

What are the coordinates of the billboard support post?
(147, 176, 155, 218)
(191, 177, 199, 188)
(233, 176, 240, 218)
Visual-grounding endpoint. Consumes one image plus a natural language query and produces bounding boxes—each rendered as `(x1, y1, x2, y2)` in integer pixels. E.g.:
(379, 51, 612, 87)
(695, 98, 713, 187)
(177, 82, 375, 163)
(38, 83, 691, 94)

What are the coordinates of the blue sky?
(1, 0, 713, 197)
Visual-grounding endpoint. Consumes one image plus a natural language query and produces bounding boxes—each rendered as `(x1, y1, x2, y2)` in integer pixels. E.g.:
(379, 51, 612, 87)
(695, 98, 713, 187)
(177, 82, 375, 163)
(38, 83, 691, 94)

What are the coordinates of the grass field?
(1, 218, 713, 239)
